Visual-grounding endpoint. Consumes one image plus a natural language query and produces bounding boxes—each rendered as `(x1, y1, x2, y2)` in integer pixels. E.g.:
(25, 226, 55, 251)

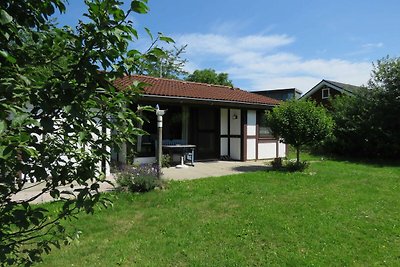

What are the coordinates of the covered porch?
(112, 75, 286, 167)
(113, 102, 286, 166)
(130, 103, 224, 164)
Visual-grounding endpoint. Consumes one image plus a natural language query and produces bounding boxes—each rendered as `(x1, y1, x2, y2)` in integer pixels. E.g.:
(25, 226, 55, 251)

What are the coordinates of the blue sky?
(57, 0, 400, 92)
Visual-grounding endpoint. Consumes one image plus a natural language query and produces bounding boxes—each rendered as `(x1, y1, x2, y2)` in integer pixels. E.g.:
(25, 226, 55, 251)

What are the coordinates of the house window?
(257, 110, 273, 137)
(322, 88, 330, 99)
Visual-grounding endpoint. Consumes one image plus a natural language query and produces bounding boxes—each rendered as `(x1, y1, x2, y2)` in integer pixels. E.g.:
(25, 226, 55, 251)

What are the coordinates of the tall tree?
(138, 44, 188, 79)
(0, 0, 170, 265)
(266, 100, 334, 164)
(330, 56, 400, 158)
(185, 68, 234, 87)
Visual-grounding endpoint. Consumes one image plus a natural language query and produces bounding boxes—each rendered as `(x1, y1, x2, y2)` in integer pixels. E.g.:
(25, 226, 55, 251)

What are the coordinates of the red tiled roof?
(114, 75, 280, 106)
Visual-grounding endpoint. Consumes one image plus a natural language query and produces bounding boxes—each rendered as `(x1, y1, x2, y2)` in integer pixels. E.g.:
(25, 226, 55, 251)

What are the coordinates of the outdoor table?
(162, 144, 196, 167)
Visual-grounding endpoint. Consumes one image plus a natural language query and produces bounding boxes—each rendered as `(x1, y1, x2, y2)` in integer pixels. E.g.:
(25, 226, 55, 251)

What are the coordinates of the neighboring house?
(113, 75, 287, 164)
(253, 88, 302, 101)
(300, 79, 361, 106)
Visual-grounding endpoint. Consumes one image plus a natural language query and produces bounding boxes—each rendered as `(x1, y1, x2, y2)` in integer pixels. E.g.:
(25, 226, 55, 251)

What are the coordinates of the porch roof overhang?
(140, 94, 276, 109)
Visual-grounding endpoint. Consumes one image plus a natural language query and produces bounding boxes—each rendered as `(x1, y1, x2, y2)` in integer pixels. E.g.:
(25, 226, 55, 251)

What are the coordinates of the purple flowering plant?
(116, 163, 163, 193)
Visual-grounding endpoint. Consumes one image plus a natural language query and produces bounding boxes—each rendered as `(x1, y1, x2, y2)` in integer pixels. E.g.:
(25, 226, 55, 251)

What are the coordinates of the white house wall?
(220, 108, 228, 135)
(258, 142, 277, 159)
(230, 138, 241, 160)
(134, 157, 156, 165)
(229, 109, 241, 135)
(246, 110, 257, 160)
(220, 137, 228, 156)
(278, 141, 286, 158)
(246, 139, 256, 160)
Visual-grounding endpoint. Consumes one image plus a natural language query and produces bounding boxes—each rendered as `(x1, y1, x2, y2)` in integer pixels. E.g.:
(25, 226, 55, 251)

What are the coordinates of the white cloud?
(174, 33, 294, 55)
(347, 42, 384, 57)
(236, 35, 294, 50)
(362, 42, 384, 49)
(173, 32, 372, 92)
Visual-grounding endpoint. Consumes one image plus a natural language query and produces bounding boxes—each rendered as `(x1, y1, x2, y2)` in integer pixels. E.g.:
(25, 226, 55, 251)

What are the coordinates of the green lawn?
(37, 157, 400, 266)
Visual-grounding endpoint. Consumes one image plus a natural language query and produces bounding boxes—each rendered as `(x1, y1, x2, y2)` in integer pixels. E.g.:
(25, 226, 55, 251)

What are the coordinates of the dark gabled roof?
(114, 75, 281, 106)
(253, 88, 303, 94)
(323, 80, 362, 94)
(300, 79, 362, 99)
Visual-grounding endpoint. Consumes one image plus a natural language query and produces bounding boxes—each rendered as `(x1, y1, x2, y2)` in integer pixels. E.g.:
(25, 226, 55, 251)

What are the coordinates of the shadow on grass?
(232, 165, 272, 172)
(307, 150, 400, 168)
(232, 164, 310, 174)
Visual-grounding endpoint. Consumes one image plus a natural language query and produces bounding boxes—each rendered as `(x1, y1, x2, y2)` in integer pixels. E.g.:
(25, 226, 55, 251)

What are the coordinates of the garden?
(36, 153, 400, 266)
(2, 1, 400, 266)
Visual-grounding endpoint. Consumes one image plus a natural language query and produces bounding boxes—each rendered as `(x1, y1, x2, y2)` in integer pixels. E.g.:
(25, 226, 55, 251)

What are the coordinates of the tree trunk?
(296, 146, 300, 164)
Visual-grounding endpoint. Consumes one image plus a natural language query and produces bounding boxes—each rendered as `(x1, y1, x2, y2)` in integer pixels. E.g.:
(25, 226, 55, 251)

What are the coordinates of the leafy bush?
(285, 160, 310, 172)
(162, 154, 172, 168)
(328, 57, 400, 159)
(270, 157, 283, 170)
(116, 164, 163, 193)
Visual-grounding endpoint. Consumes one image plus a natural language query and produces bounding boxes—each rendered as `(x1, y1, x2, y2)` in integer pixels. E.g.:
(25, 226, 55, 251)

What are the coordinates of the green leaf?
(19, 132, 30, 142)
(11, 113, 29, 127)
(0, 145, 13, 159)
(0, 9, 13, 25)
(0, 120, 5, 134)
(127, 49, 141, 58)
(0, 50, 16, 64)
(144, 27, 153, 40)
(24, 147, 38, 157)
(131, 1, 149, 14)
(79, 132, 87, 142)
(149, 47, 166, 57)
(159, 36, 175, 44)
(17, 74, 31, 86)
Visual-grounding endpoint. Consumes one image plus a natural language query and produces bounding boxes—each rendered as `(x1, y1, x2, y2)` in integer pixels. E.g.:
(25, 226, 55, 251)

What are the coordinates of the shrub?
(285, 160, 310, 172)
(270, 157, 283, 170)
(162, 154, 172, 168)
(328, 57, 400, 159)
(116, 164, 163, 193)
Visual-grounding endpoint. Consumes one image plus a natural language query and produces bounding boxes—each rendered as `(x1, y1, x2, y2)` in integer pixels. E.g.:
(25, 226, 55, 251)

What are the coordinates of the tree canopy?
(266, 100, 334, 164)
(137, 44, 188, 79)
(0, 0, 169, 265)
(185, 68, 234, 87)
(330, 56, 400, 158)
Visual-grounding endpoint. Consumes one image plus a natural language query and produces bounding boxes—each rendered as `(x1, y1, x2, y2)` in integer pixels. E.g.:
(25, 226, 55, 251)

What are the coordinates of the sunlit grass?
(38, 157, 400, 266)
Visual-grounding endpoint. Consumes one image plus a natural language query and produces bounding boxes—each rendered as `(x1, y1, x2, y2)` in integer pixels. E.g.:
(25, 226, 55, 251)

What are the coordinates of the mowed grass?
(38, 158, 400, 266)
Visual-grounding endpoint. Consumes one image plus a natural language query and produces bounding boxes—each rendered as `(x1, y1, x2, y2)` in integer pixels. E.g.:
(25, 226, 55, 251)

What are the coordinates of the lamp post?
(155, 105, 167, 179)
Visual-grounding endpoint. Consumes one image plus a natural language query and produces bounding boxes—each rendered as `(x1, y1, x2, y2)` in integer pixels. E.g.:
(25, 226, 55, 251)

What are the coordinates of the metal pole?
(157, 114, 162, 179)
(155, 105, 166, 179)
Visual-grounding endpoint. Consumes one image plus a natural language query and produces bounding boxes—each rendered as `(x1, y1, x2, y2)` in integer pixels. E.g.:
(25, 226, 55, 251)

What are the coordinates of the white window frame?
(322, 88, 330, 99)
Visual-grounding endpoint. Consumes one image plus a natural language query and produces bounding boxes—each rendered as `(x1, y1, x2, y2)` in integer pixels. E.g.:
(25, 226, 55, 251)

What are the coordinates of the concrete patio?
(11, 160, 271, 203)
(162, 160, 271, 180)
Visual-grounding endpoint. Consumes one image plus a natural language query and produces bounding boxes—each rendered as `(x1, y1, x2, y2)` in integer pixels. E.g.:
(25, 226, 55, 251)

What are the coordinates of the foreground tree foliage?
(266, 100, 334, 164)
(185, 68, 234, 87)
(0, 0, 170, 265)
(330, 57, 400, 158)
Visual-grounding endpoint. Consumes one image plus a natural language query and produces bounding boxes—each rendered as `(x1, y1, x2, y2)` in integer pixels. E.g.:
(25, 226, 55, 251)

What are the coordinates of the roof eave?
(140, 94, 278, 109)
